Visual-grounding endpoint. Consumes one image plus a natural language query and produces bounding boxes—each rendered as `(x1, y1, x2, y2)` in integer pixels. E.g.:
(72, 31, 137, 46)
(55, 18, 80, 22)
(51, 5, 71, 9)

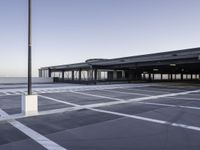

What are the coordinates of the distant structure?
(39, 47, 200, 84)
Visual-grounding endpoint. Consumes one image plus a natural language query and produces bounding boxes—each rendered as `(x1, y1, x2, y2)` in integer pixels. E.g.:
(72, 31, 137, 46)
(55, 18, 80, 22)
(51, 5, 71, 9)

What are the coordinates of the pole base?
(22, 95, 38, 116)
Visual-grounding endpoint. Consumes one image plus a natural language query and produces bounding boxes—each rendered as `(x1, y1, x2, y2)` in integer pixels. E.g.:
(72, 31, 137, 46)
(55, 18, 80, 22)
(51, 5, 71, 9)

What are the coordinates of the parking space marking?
(138, 101, 200, 110)
(0, 89, 200, 123)
(89, 108, 200, 132)
(70, 91, 125, 101)
(39, 95, 80, 107)
(0, 102, 120, 122)
(0, 83, 151, 96)
(101, 89, 151, 96)
(157, 84, 200, 90)
(38, 95, 200, 132)
(167, 96, 200, 101)
(0, 92, 22, 97)
(71, 89, 200, 103)
(39, 95, 125, 109)
(1, 97, 199, 124)
(3, 92, 11, 95)
(125, 88, 171, 94)
(40, 91, 200, 112)
(1, 88, 200, 127)
(56, 89, 200, 110)
(119, 89, 200, 103)
(0, 109, 67, 150)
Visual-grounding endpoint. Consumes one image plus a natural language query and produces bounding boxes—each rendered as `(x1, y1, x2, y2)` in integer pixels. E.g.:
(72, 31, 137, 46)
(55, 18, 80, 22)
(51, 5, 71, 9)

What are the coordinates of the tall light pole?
(28, 0, 32, 95)
(22, 0, 38, 116)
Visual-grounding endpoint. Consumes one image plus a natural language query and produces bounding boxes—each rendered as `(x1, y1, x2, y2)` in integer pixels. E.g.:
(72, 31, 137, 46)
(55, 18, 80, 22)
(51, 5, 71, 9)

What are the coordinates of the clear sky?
(0, 0, 200, 77)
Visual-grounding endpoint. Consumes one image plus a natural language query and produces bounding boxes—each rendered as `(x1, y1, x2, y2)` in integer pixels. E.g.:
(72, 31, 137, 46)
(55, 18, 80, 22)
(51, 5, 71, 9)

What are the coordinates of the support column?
(195, 74, 198, 80)
(38, 69, 42, 77)
(113, 70, 117, 80)
(48, 69, 51, 77)
(144, 73, 147, 80)
(181, 73, 183, 80)
(79, 69, 82, 81)
(141, 73, 144, 80)
(136, 72, 142, 80)
(72, 70, 74, 81)
(122, 70, 125, 80)
(148, 73, 151, 81)
(41, 70, 44, 77)
(161, 74, 163, 80)
(152, 74, 155, 80)
(168, 74, 172, 80)
(94, 69, 97, 81)
(87, 69, 93, 81)
(62, 71, 65, 81)
(97, 70, 101, 80)
(142, 73, 144, 80)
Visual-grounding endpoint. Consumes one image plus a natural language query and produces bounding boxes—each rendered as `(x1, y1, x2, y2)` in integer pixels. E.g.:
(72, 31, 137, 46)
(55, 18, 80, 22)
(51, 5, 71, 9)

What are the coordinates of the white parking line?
(0, 92, 22, 96)
(1, 91, 200, 125)
(39, 95, 125, 109)
(39, 95, 79, 107)
(70, 88, 200, 104)
(126, 89, 200, 103)
(138, 101, 200, 110)
(101, 89, 151, 96)
(38, 95, 200, 132)
(70, 91, 125, 102)
(3, 92, 10, 95)
(167, 96, 200, 101)
(0, 83, 150, 95)
(0, 109, 67, 150)
(89, 108, 200, 132)
(41, 89, 200, 112)
(125, 88, 171, 94)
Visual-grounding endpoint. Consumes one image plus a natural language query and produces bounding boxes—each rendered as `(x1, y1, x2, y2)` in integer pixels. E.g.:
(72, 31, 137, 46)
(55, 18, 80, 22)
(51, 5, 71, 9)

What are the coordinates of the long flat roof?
(40, 47, 200, 70)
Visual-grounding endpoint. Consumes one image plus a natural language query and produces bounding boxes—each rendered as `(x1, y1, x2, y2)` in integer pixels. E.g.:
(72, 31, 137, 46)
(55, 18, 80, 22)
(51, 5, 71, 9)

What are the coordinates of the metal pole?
(28, 0, 32, 95)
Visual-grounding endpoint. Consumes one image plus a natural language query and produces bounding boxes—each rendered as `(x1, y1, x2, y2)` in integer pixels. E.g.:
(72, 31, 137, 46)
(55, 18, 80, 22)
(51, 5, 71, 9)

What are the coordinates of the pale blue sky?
(0, 0, 200, 77)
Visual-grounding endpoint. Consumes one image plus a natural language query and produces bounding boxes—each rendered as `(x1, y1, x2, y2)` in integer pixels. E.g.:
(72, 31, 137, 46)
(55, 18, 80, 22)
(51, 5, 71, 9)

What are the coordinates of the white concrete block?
(22, 95, 38, 116)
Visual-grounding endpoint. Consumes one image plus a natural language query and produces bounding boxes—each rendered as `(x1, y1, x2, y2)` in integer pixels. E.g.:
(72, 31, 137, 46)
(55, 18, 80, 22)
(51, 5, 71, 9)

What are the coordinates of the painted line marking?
(101, 89, 151, 96)
(126, 89, 200, 103)
(125, 88, 171, 94)
(70, 88, 200, 104)
(39, 95, 123, 109)
(40, 93, 200, 112)
(1, 91, 200, 123)
(89, 107, 200, 132)
(138, 101, 200, 110)
(1, 87, 198, 122)
(0, 109, 67, 150)
(39, 95, 79, 107)
(0, 84, 151, 96)
(39, 95, 200, 132)
(3, 92, 11, 95)
(70, 91, 125, 102)
(167, 96, 200, 101)
(0, 92, 22, 97)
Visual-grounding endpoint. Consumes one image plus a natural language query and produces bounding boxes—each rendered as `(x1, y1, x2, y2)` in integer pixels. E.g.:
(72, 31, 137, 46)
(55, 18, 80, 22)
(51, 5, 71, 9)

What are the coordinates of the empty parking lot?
(0, 83, 200, 150)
